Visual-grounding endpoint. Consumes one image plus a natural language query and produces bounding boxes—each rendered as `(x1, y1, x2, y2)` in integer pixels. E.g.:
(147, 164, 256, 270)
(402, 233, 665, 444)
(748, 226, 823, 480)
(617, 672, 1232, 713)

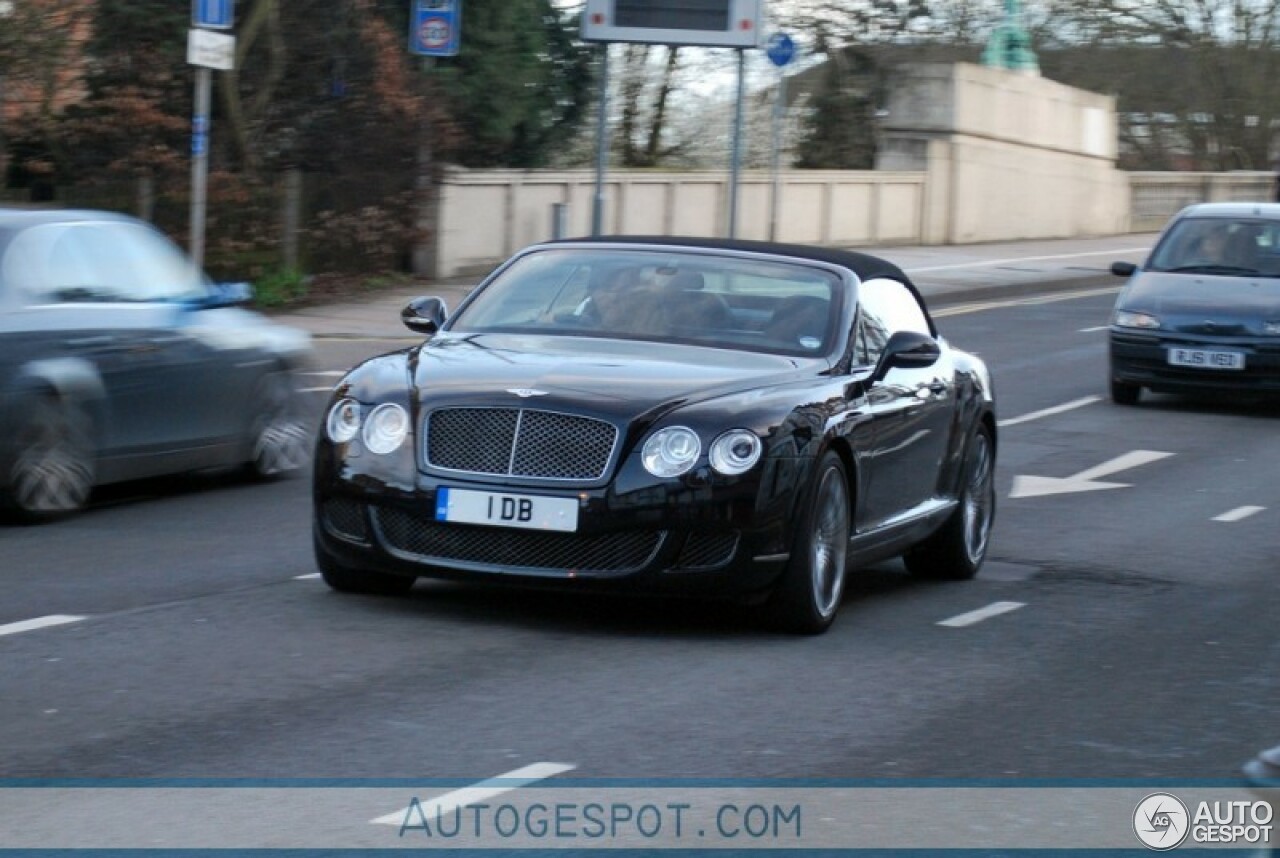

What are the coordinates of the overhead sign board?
(410, 0, 461, 57)
(187, 28, 236, 70)
(581, 0, 763, 49)
(192, 0, 234, 30)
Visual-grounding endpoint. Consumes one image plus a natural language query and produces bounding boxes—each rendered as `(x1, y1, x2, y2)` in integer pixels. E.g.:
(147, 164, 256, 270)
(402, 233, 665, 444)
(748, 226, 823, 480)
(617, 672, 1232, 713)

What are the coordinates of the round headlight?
(325, 398, 361, 444)
(642, 426, 701, 478)
(362, 403, 409, 455)
(709, 430, 763, 475)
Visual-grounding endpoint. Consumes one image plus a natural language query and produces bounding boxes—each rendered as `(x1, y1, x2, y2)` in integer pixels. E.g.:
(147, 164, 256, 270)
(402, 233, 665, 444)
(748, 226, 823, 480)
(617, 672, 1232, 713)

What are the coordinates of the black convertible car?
(313, 238, 997, 633)
(0, 208, 312, 520)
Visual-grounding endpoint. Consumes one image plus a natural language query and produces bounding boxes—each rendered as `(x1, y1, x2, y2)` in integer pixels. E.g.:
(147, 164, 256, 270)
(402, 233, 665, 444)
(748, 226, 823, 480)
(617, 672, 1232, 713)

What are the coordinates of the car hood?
(1123, 271, 1280, 334)
(410, 332, 825, 418)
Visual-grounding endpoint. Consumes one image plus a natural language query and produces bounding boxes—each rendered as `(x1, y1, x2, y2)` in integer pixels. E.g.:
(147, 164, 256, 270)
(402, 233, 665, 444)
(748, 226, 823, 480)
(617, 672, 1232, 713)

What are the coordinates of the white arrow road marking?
(998, 396, 1101, 428)
(938, 601, 1026, 627)
(371, 762, 577, 826)
(1213, 506, 1265, 523)
(1010, 450, 1174, 499)
(0, 615, 86, 638)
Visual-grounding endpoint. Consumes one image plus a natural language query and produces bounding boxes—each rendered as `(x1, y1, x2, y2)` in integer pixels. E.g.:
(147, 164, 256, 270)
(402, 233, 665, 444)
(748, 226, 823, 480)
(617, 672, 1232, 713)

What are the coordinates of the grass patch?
(252, 268, 309, 307)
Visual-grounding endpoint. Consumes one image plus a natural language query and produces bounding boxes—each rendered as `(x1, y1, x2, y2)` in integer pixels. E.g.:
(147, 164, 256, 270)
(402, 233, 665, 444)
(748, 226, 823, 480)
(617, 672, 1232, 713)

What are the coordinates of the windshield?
(2, 220, 210, 303)
(447, 248, 843, 357)
(1147, 217, 1280, 276)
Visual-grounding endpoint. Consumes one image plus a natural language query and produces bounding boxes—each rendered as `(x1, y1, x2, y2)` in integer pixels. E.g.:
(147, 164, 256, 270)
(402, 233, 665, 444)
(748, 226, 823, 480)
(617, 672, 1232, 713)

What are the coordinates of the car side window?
(854, 278, 929, 368)
(859, 278, 931, 336)
(855, 305, 890, 367)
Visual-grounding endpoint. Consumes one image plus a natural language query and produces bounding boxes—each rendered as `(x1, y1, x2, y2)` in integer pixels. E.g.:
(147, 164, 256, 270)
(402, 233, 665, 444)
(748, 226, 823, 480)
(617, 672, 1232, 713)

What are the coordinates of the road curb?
(922, 272, 1121, 308)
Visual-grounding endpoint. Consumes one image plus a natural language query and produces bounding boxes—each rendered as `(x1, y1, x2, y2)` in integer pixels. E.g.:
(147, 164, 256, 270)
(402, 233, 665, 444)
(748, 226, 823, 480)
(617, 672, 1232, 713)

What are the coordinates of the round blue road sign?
(766, 33, 796, 67)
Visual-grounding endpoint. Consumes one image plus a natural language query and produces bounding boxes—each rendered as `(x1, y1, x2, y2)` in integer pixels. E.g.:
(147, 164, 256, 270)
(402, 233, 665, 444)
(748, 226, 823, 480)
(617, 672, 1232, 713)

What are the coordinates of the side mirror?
(873, 330, 941, 382)
(203, 281, 254, 308)
(1110, 261, 1138, 277)
(402, 296, 448, 335)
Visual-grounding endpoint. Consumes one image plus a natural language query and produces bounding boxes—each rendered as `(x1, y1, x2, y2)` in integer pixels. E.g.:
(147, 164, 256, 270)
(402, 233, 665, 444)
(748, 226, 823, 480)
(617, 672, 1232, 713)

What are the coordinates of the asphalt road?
(1, 286, 1276, 794)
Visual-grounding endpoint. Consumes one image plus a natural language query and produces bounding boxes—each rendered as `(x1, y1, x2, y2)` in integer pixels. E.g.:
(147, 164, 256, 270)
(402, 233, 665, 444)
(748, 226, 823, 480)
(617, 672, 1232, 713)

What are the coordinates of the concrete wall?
(435, 168, 926, 277)
(876, 62, 1129, 244)
(429, 63, 1277, 279)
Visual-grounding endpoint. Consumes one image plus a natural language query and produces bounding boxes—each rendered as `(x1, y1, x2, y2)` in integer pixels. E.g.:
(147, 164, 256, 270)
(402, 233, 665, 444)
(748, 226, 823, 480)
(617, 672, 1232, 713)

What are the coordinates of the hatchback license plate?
(435, 487, 578, 532)
(1167, 348, 1245, 370)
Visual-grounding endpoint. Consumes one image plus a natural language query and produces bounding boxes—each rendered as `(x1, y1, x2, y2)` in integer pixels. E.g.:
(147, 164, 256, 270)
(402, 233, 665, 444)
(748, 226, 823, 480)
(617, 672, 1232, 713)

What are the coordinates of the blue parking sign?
(193, 0, 234, 30)
(410, 0, 461, 57)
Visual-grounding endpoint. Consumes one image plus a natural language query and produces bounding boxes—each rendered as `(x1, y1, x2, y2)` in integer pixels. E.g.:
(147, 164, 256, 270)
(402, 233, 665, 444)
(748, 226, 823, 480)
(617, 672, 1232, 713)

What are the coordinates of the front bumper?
(312, 450, 804, 598)
(1109, 329, 1280, 393)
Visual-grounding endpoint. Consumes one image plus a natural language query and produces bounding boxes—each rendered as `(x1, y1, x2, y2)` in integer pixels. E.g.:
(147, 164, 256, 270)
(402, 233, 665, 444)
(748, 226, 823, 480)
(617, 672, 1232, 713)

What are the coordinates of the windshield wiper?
(1163, 264, 1260, 275)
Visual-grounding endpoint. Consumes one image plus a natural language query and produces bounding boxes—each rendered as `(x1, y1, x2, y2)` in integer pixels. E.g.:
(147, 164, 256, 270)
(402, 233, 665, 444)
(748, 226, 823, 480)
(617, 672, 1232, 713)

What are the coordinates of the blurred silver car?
(0, 208, 312, 520)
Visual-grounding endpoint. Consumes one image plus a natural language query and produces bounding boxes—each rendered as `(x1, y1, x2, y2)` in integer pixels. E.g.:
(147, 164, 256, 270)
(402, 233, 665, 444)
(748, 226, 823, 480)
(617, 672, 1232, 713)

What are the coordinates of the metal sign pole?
(728, 48, 745, 239)
(189, 66, 211, 269)
(591, 44, 611, 237)
(769, 72, 786, 242)
(764, 33, 795, 242)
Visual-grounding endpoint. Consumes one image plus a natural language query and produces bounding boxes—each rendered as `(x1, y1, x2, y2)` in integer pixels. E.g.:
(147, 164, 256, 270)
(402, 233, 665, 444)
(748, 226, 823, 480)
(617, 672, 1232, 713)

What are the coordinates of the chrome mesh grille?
(426, 407, 617, 480)
(674, 531, 740, 570)
(375, 507, 664, 573)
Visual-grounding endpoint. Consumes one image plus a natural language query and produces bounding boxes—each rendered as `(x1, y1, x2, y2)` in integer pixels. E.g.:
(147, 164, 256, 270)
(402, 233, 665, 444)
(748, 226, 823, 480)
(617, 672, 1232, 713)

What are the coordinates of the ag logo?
(1134, 793, 1190, 850)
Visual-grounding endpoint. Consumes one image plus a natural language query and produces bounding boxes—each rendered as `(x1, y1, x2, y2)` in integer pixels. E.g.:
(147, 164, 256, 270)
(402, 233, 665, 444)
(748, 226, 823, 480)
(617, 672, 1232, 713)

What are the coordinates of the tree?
(433, 0, 595, 167)
(0, 0, 93, 190)
(1038, 0, 1280, 170)
(793, 47, 879, 169)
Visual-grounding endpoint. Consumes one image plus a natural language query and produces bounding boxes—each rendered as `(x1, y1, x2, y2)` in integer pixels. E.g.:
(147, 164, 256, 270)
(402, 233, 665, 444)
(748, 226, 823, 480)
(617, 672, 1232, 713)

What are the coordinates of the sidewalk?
(277, 233, 1158, 340)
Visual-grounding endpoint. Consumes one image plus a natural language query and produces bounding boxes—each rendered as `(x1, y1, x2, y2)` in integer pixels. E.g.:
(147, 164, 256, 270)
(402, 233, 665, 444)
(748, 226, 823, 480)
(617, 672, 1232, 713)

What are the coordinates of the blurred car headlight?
(362, 403, 410, 455)
(1114, 310, 1161, 330)
(1265, 321, 1280, 336)
(709, 430, 763, 475)
(326, 398, 362, 444)
(642, 426, 701, 478)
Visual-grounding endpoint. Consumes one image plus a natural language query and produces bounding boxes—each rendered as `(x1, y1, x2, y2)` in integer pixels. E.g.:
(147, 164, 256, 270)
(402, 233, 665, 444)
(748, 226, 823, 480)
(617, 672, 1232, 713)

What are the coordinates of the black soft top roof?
(550, 234, 916, 287)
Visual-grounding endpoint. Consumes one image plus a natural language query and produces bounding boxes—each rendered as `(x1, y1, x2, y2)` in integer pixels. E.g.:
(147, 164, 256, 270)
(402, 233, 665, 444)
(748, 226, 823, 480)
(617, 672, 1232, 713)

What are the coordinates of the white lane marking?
(1213, 506, 1266, 523)
(1010, 450, 1174, 499)
(371, 762, 577, 826)
(300, 387, 334, 394)
(904, 246, 1150, 274)
(302, 370, 348, 377)
(998, 396, 1101, 428)
(0, 615, 86, 638)
(294, 573, 322, 580)
(938, 601, 1026, 628)
(932, 286, 1121, 317)
(1079, 325, 1109, 332)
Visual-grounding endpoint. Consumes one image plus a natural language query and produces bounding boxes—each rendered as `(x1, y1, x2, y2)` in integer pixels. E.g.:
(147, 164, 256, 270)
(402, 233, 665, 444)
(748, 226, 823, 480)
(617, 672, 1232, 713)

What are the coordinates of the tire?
(315, 530, 415, 596)
(767, 450, 851, 635)
(2, 396, 95, 521)
(1110, 378, 1141, 405)
(904, 424, 995, 581)
(245, 369, 310, 479)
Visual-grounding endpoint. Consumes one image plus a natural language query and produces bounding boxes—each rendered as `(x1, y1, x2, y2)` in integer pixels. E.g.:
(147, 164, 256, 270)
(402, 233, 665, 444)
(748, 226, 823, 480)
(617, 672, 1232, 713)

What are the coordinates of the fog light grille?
(323, 498, 368, 543)
(673, 531, 740, 570)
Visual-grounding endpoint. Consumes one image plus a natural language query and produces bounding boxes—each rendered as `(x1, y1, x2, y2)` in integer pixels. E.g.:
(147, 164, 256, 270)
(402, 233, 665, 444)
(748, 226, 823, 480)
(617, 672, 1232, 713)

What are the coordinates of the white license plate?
(434, 487, 578, 532)
(1167, 348, 1245, 370)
